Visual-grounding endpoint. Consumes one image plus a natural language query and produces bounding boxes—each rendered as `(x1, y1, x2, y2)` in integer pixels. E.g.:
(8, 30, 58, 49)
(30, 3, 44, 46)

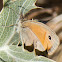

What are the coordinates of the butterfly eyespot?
(48, 36, 51, 40)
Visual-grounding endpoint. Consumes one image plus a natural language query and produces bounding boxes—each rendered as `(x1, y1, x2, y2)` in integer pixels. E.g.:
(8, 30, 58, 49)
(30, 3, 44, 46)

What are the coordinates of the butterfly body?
(17, 20, 59, 55)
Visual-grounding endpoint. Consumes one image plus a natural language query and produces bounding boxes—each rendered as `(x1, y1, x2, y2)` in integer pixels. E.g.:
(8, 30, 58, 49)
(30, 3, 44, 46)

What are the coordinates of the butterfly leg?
(19, 33, 26, 51)
(17, 32, 22, 46)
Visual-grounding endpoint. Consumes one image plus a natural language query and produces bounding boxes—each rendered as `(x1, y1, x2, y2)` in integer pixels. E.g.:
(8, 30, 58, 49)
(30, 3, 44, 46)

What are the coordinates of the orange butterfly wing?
(22, 21, 52, 51)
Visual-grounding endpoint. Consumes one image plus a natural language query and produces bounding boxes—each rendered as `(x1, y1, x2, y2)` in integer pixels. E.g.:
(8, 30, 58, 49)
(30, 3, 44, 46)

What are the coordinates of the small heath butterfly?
(17, 19, 60, 55)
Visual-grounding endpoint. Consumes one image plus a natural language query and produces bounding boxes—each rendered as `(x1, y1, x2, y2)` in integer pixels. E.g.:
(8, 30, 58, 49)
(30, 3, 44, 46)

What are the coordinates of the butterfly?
(16, 19, 60, 56)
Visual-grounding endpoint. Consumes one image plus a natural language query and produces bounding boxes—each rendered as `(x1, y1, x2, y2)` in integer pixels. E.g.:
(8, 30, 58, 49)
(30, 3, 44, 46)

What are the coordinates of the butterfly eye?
(48, 36, 51, 40)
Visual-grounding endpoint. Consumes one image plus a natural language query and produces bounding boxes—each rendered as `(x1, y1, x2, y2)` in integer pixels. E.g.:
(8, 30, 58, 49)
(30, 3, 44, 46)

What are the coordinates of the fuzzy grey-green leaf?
(0, 45, 55, 62)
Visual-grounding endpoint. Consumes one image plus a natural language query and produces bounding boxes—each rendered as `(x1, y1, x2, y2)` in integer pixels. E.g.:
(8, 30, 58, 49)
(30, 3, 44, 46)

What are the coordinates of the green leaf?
(0, 0, 55, 62)
(0, 45, 55, 62)
(3, 0, 38, 15)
